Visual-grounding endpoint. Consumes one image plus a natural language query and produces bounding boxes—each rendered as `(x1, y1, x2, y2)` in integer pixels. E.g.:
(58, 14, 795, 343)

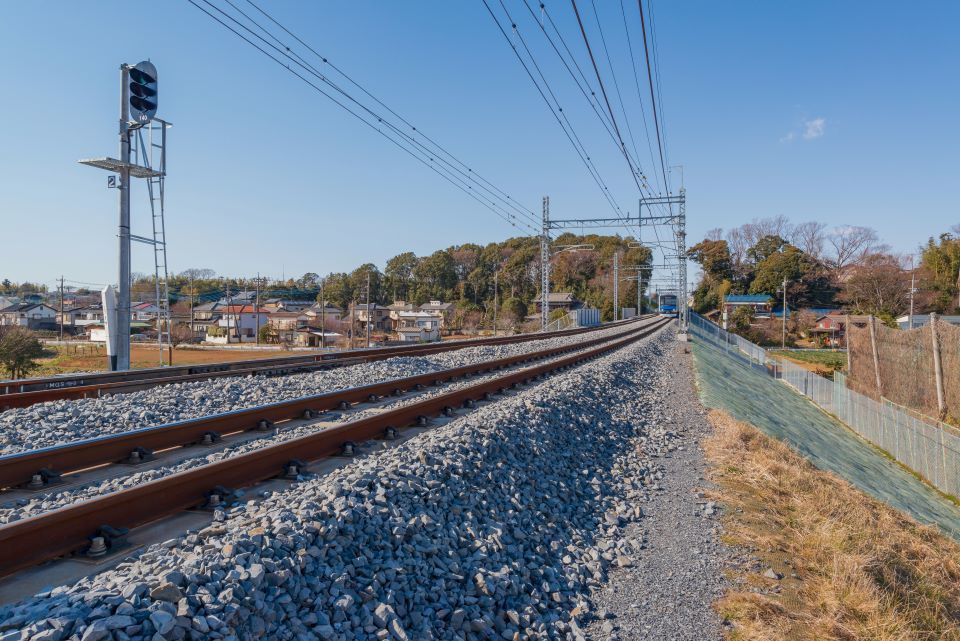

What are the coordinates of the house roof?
(268, 311, 307, 318)
(546, 292, 576, 303)
(221, 305, 267, 314)
(420, 301, 453, 311)
(0, 303, 53, 313)
(724, 294, 773, 304)
(132, 302, 158, 310)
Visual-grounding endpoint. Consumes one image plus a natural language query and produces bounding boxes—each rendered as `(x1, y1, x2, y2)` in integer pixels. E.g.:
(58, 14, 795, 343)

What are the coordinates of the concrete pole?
(365, 271, 371, 348)
(781, 277, 787, 350)
(320, 279, 325, 349)
(540, 196, 550, 332)
(615, 261, 623, 320)
(116, 65, 132, 371)
(869, 315, 883, 398)
(492, 270, 498, 336)
(931, 312, 946, 417)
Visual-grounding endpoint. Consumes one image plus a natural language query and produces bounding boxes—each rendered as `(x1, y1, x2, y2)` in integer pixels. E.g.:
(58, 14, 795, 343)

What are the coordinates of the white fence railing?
(690, 312, 960, 498)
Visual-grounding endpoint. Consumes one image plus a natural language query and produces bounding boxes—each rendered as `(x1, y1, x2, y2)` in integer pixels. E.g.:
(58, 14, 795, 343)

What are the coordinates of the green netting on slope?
(690, 332, 960, 539)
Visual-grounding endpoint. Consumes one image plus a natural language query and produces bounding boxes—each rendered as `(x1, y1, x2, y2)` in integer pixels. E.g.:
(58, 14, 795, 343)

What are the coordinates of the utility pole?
(540, 196, 550, 332)
(365, 271, 371, 348)
(117, 65, 132, 371)
(188, 274, 195, 340)
(909, 272, 916, 329)
(782, 277, 788, 349)
(58, 276, 64, 342)
(320, 278, 326, 350)
(255, 273, 261, 346)
(493, 270, 499, 336)
(617, 258, 624, 319)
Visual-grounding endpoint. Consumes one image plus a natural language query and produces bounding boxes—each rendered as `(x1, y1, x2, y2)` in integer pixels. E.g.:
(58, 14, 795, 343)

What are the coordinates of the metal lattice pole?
(541, 196, 550, 332)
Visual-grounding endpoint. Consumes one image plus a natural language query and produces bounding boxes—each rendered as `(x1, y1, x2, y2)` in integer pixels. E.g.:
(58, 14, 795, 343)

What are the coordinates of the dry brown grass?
(706, 409, 960, 641)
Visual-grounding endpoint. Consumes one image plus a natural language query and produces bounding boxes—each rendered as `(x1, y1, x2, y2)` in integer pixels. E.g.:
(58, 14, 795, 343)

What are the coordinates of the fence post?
(868, 315, 883, 398)
(930, 312, 946, 419)
(844, 314, 851, 375)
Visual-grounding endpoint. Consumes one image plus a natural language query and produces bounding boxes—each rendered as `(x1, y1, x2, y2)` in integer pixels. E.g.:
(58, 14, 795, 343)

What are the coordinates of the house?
(262, 298, 313, 313)
(268, 311, 311, 344)
(207, 305, 269, 343)
(304, 303, 343, 326)
(393, 311, 442, 343)
(131, 302, 160, 321)
(0, 303, 57, 329)
(721, 294, 774, 328)
(895, 314, 960, 330)
(290, 327, 343, 348)
(352, 304, 393, 333)
(534, 293, 582, 314)
(418, 300, 455, 328)
(0, 296, 20, 311)
(809, 313, 847, 347)
(60, 304, 105, 327)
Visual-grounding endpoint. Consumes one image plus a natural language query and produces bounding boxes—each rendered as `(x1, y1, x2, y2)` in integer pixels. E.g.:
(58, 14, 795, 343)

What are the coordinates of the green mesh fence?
(689, 314, 960, 538)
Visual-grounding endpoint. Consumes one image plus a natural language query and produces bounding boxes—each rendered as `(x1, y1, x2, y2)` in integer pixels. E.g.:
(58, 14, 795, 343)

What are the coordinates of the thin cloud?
(802, 117, 826, 139)
(781, 117, 826, 143)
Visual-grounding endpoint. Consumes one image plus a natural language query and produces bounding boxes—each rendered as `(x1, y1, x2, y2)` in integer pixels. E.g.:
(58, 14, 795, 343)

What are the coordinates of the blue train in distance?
(657, 293, 678, 317)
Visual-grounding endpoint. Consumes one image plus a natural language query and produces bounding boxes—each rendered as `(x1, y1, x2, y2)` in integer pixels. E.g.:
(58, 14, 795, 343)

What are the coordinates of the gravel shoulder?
(582, 339, 729, 640)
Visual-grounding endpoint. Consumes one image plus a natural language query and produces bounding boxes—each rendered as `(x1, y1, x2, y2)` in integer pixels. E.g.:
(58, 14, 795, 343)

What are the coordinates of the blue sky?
(1, 1, 957, 288)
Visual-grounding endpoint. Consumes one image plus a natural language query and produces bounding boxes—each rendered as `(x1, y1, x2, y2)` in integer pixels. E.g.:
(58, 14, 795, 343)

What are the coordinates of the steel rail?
(0, 317, 670, 577)
(0, 318, 657, 490)
(0, 318, 650, 408)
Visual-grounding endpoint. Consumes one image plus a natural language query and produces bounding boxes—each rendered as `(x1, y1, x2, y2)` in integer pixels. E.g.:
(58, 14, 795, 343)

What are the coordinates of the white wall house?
(0, 303, 57, 328)
(207, 305, 269, 343)
(394, 310, 442, 343)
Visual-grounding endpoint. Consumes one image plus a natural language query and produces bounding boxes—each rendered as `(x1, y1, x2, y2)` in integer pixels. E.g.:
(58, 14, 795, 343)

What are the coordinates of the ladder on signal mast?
(131, 121, 171, 365)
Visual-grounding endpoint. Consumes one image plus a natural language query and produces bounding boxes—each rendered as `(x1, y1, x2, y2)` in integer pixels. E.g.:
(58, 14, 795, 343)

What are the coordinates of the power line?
(243, 0, 541, 227)
(481, 0, 630, 222)
(618, 0, 663, 197)
(569, 0, 645, 194)
(636, 0, 669, 192)
(186, 0, 540, 234)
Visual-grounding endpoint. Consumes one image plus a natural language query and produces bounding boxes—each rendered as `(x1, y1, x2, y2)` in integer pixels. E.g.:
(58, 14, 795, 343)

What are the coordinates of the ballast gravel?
(0, 346, 598, 525)
(0, 323, 728, 641)
(0, 325, 632, 455)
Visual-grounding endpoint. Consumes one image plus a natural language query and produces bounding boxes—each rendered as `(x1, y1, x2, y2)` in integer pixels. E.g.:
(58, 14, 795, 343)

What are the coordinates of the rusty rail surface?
(0, 318, 658, 490)
(0, 318, 650, 409)
(0, 317, 670, 577)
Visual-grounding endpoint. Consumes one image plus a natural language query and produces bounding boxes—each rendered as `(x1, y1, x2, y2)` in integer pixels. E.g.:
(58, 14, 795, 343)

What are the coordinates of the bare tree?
(827, 226, 885, 270)
(725, 227, 749, 266)
(839, 253, 908, 317)
(793, 221, 827, 259)
(705, 227, 723, 241)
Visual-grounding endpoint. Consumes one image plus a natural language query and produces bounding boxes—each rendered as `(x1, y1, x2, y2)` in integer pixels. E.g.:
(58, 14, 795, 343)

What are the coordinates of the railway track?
(0, 316, 671, 577)
(0, 318, 647, 410)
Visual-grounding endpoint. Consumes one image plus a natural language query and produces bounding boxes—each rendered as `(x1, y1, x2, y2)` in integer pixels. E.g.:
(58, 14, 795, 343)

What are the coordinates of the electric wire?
(186, 0, 539, 233)
(480, 0, 629, 224)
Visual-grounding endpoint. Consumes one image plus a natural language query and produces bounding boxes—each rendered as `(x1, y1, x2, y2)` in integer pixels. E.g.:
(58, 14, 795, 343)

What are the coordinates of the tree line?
(688, 216, 960, 327)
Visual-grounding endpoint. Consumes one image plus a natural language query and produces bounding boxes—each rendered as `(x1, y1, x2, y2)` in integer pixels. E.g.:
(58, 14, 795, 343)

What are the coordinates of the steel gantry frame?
(540, 189, 688, 330)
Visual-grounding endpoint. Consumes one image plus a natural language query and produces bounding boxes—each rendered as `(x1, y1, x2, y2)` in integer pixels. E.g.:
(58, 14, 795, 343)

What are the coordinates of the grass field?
(33, 344, 307, 376)
(707, 410, 960, 640)
(770, 349, 847, 376)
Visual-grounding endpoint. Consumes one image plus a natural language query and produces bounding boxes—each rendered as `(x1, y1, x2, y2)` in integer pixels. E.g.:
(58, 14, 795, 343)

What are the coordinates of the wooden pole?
(869, 315, 883, 398)
(930, 312, 946, 418)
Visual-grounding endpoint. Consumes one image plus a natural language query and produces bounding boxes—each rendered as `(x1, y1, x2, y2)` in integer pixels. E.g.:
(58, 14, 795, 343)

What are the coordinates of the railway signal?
(128, 61, 158, 123)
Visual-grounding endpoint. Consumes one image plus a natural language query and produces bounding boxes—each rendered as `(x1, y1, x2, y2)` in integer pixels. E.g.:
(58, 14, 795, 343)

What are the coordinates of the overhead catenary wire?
(637, 0, 669, 194)
(481, 0, 632, 227)
(186, 0, 540, 234)
(242, 0, 541, 226)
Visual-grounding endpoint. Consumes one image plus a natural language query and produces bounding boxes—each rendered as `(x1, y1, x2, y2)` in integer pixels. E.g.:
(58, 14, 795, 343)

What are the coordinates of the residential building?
(262, 298, 313, 313)
(353, 304, 393, 333)
(896, 314, 960, 330)
(721, 294, 774, 327)
(131, 301, 160, 321)
(208, 305, 269, 343)
(394, 310, 442, 343)
(58, 304, 105, 327)
(304, 303, 343, 326)
(0, 303, 57, 329)
(419, 300, 455, 328)
(534, 292, 582, 314)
